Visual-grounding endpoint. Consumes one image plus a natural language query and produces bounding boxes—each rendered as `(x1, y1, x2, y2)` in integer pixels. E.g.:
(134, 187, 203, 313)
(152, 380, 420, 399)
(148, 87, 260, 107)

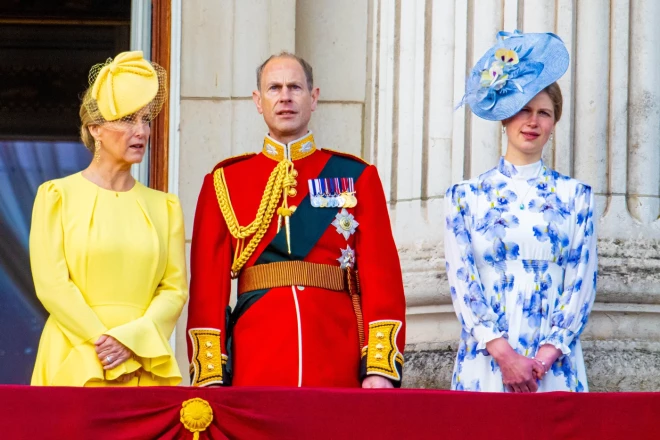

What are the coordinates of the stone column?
(296, 0, 368, 156)
(628, 0, 660, 225)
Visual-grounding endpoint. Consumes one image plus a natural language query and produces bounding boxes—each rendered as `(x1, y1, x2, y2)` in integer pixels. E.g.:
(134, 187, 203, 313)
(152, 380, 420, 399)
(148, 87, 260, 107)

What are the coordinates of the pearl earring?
(549, 132, 554, 142)
(501, 126, 506, 135)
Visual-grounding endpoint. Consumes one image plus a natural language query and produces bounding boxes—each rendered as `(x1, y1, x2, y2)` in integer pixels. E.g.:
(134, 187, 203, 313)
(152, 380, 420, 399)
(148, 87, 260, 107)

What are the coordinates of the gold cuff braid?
(362, 320, 403, 381)
(189, 328, 226, 387)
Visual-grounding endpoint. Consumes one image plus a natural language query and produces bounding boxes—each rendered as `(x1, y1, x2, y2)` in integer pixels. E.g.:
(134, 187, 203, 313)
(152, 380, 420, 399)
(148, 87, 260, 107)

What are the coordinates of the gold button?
(206, 352, 213, 358)
(205, 341, 212, 348)
(207, 364, 214, 370)
(376, 332, 385, 339)
(375, 354, 383, 360)
(376, 343, 384, 350)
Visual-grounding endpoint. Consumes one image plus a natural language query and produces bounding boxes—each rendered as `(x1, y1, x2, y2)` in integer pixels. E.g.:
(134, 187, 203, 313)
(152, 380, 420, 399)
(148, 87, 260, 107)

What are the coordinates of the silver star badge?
(332, 208, 359, 240)
(337, 245, 356, 269)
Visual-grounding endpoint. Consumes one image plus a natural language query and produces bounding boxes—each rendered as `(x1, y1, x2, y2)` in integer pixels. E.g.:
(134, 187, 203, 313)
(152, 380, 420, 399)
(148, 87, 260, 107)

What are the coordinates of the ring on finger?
(106, 355, 113, 363)
(533, 357, 547, 371)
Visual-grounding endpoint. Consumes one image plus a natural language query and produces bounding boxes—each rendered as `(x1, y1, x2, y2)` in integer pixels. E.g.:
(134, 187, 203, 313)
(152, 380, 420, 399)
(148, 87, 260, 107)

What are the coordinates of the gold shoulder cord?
(213, 160, 298, 277)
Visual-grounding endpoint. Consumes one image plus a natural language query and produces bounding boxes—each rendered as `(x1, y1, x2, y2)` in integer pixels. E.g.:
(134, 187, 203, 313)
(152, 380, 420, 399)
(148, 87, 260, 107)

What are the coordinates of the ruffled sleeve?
(30, 182, 111, 386)
(540, 184, 597, 354)
(444, 184, 506, 350)
(104, 193, 188, 384)
(30, 182, 109, 345)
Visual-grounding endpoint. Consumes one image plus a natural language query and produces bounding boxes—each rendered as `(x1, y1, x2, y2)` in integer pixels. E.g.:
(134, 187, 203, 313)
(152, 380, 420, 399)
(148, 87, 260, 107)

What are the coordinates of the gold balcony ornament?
(180, 398, 213, 439)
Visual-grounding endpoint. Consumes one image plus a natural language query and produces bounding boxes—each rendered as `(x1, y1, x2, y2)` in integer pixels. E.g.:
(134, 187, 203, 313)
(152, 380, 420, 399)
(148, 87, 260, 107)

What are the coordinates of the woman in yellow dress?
(29, 51, 188, 386)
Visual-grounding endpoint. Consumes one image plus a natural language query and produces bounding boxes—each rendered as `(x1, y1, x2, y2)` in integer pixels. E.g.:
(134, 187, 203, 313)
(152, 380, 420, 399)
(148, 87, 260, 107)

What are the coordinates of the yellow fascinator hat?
(83, 50, 167, 124)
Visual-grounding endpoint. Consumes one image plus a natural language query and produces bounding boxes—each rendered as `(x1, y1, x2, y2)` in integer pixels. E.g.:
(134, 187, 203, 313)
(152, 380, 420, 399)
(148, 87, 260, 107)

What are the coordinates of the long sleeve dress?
(444, 157, 597, 392)
(29, 172, 188, 387)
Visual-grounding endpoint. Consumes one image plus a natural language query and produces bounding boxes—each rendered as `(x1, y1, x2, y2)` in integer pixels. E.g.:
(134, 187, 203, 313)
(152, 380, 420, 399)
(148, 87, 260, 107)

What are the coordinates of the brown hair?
(543, 82, 563, 122)
(79, 88, 96, 153)
(256, 51, 314, 91)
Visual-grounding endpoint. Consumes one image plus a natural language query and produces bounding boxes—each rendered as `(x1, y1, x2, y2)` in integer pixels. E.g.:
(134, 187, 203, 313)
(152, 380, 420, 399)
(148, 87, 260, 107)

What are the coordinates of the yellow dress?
(29, 172, 188, 387)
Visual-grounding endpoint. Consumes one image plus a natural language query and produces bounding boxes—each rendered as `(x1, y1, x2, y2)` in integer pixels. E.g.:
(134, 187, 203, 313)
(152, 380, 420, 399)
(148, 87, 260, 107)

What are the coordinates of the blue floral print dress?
(444, 157, 597, 392)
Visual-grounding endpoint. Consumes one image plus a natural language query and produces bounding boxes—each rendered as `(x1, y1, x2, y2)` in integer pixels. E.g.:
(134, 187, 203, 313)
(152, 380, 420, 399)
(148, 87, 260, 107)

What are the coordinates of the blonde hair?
(79, 88, 96, 153)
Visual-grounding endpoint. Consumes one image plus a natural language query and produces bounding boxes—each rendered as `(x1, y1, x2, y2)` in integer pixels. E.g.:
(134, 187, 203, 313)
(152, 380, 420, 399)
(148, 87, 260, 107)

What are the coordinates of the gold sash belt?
(237, 261, 364, 348)
(238, 261, 357, 294)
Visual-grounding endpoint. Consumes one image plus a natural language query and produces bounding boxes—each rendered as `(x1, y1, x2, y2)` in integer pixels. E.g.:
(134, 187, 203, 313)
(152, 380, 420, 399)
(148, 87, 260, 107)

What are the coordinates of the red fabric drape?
(1, 386, 658, 439)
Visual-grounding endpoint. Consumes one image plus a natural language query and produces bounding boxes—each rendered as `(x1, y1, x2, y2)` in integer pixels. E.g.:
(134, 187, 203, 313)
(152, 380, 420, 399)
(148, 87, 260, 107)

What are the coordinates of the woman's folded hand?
(487, 337, 539, 393)
(95, 334, 134, 370)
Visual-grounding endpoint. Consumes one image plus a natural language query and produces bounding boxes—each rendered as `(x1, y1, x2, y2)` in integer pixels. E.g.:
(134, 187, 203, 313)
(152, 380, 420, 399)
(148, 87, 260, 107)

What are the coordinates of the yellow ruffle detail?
(104, 356, 142, 382)
(180, 398, 213, 440)
(30, 318, 104, 387)
(105, 316, 182, 385)
(51, 343, 105, 386)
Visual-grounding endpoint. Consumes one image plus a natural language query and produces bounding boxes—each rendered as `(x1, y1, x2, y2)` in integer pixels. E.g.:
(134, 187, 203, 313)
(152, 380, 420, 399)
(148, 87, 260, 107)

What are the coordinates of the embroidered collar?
(262, 132, 317, 162)
(497, 157, 547, 180)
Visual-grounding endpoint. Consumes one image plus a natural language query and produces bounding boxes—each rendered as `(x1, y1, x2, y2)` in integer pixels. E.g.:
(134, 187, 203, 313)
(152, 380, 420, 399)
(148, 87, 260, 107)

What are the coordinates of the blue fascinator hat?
(459, 30, 569, 121)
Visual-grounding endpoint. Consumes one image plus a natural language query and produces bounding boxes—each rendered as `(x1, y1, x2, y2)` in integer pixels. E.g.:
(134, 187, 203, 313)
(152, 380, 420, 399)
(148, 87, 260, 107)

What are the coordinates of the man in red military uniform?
(187, 52, 405, 388)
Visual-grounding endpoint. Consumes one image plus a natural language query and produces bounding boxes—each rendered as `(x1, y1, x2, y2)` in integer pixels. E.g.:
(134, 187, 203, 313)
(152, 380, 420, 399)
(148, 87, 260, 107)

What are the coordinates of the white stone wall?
(174, 0, 660, 389)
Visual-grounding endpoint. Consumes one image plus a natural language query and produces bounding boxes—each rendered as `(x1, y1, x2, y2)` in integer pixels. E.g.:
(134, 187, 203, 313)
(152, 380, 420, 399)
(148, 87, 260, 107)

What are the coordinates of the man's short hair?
(256, 52, 314, 91)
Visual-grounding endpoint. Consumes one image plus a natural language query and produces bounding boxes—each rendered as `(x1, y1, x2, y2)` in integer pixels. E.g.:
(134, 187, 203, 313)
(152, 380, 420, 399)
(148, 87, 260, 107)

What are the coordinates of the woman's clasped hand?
(95, 335, 140, 382)
(487, 338, 549, 393)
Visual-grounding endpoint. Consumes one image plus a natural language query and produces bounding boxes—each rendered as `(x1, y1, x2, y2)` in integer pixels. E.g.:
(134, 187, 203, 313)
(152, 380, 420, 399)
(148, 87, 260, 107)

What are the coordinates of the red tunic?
(187, 133, 405, 387)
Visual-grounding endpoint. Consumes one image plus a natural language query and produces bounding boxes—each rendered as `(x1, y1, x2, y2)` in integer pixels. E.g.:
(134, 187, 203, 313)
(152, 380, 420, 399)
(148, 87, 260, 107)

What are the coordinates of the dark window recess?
(0, 1, 130, 384)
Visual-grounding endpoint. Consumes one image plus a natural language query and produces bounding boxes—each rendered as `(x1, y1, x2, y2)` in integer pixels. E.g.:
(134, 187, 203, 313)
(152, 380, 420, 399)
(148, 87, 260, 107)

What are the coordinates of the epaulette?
(321, 148, 370, 165)
(211, 153, 257, 172)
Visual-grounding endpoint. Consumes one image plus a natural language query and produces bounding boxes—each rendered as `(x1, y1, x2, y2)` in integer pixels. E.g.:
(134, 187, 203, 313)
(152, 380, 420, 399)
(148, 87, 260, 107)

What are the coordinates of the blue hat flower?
(459, 30, 570, 121)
